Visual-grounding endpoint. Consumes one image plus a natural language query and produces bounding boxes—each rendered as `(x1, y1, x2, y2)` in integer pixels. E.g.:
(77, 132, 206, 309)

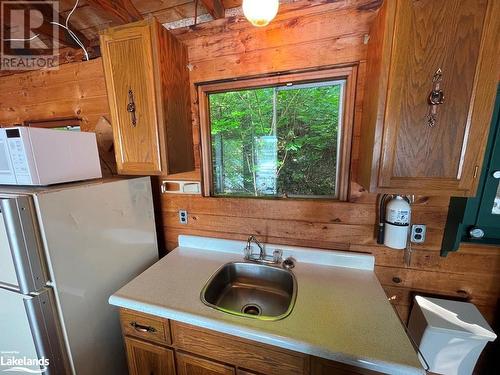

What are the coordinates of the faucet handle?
(272, 249, 283, 263)
(244, 244, 253, 260)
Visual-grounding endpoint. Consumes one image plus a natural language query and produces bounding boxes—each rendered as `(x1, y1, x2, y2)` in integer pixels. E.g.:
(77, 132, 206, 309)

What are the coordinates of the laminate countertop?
(109, 235, 424, 375)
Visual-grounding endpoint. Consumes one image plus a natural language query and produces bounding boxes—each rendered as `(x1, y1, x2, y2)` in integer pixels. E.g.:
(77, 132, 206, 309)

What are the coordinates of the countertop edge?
(109, 294, 425, 375)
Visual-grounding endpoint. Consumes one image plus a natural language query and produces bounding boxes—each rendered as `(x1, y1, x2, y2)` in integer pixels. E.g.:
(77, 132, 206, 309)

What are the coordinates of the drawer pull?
(130, 321, 156, 333)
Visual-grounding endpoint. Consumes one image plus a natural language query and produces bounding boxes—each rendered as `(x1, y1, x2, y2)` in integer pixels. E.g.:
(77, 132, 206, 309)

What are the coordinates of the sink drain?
(241, 304, 262, 316)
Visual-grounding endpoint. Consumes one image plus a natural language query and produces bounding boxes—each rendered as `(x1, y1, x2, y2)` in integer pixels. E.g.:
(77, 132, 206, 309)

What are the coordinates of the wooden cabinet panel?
(177, 352, 235, 375)
(236, 370, 260, 375)
(117, 309, 386, 375)
(100, 21, 160, 174)
(125, 336, 176, 375)
(382, 0, 487, 181)
(171, 321, 308, 375)
(120, 309, 171, 345)
(358, 0, 500, 196)
(311, 357, 382, 375)
(100, 18, 194, 176)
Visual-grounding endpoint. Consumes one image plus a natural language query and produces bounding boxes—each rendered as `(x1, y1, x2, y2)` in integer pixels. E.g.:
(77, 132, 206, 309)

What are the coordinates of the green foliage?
(209, 81, 342, 197)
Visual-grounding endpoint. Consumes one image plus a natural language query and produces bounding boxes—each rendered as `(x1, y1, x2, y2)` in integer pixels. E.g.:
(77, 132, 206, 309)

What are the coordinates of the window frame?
(198, 66, 357, 201)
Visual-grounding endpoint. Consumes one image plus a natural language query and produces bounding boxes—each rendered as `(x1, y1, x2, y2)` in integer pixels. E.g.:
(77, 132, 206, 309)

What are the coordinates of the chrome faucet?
(244, 235, 283, 265)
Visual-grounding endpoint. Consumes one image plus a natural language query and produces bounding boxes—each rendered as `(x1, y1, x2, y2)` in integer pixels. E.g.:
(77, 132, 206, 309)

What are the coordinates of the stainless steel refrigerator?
(0, 177, 159, 374)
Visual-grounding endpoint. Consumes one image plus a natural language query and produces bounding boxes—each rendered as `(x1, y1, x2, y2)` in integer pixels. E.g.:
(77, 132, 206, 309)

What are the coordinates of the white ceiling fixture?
(242, 0, 279, 27)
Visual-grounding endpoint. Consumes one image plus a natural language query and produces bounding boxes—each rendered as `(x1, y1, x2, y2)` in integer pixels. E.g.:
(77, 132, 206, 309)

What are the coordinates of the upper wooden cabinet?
(100, 18, 194, 176)
(358, 0, 500, 196)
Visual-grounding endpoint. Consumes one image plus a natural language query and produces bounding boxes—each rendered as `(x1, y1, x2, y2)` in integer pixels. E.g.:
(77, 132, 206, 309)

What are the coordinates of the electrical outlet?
(411, 224, 426, 244)
(179, 210, 188, 224)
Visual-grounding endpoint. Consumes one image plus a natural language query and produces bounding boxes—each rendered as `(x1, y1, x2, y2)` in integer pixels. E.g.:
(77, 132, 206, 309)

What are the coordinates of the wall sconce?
(242, 0, 279, 27)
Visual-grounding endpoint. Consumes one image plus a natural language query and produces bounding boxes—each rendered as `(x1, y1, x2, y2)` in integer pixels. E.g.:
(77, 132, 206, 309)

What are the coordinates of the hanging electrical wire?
(194, 0, 199, 26)
(50, 0, 89, 61)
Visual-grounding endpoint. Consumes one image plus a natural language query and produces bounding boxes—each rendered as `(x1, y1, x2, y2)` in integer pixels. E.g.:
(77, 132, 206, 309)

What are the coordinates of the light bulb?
(242, 0, 280, 27)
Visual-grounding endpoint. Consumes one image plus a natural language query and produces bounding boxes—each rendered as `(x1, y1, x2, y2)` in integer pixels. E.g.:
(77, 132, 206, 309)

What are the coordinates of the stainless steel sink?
(201, 262, 297, 321)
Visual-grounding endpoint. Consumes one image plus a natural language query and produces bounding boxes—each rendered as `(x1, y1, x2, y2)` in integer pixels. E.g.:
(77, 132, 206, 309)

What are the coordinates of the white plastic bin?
(408, 296, 497, 375)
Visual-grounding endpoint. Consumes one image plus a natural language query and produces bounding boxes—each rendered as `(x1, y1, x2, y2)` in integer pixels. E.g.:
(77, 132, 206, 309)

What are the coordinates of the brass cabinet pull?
(427, 68, 444, 127)
(127, 89, 137, 127)
(130, 321, 156, 333)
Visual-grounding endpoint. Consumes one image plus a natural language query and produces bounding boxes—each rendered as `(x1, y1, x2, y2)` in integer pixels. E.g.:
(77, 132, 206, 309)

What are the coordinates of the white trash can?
(408, 295, 497, 375)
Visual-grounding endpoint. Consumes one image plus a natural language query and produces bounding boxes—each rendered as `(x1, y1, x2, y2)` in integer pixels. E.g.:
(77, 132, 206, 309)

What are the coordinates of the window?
(199, 67, 356, 200)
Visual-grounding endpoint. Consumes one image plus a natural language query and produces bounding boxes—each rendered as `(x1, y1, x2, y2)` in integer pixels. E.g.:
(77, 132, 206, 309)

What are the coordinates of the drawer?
(171, 321, 308, 375)
(120, 309, 171, 345)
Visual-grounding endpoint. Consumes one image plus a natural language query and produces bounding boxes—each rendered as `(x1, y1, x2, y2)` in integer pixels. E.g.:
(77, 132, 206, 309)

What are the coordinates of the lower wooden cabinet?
(177, 352, 235, 375)
(125, 336, 176, 375)
(311, 357, 381, 375)
(120, 308, 384, 375)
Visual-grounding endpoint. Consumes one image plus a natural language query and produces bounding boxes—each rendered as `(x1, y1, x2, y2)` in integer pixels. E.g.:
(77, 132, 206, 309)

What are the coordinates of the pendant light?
(242, 0, 280, 27)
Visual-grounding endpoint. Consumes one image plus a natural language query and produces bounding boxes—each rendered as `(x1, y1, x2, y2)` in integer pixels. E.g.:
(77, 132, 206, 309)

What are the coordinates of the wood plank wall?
(0, 59, 109, 130)
(0, 0, 498, 333)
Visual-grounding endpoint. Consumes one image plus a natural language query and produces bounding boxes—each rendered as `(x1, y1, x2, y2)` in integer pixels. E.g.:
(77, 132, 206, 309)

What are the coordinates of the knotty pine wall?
(0, 1, 499, 335)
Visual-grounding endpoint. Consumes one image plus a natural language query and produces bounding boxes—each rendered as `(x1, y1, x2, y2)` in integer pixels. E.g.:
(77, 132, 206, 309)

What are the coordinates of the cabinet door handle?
(127, 89, 137, 127)
(493, 170, 500, 179)
(427, 68, 444, 127)
(130, 321, 156, 333)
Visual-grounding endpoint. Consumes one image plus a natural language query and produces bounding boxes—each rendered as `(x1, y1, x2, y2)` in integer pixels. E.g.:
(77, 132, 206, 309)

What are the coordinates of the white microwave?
(0, 127, 102, 185)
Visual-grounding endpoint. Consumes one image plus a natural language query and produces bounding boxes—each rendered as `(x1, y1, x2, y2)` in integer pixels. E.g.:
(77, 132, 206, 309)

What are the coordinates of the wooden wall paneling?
(160, 195, 448, 226)
(184, 8, 374, 63)
(189, 36, 367, 83)
(0, 59, 109, 131)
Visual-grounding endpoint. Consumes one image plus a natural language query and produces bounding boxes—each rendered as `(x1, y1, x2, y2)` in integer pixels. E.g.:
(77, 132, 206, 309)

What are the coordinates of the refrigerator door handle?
(24, 290, 70, 375)
(1, 196, 48, 294)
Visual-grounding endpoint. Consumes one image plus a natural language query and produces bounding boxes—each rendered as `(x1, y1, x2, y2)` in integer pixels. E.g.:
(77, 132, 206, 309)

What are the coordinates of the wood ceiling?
(57, 0, 243, 43)
(1, 0, 341, 54)
(0, 0, 342, 77)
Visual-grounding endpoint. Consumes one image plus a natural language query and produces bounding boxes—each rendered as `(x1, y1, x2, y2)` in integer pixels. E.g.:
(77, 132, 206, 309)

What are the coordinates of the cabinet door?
(311, 357, 383, 375)
(176, 352, 235, 375)
(378, 0, 497, 195)
(100, 22, 161, 175)
(125, 336, 176, 375)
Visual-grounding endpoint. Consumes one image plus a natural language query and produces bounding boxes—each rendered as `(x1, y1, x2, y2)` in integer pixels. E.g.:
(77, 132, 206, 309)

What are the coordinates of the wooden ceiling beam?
(2, 2, 90, 49)
(200, 0, 225, 19)
(85, 0, 143, 25)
